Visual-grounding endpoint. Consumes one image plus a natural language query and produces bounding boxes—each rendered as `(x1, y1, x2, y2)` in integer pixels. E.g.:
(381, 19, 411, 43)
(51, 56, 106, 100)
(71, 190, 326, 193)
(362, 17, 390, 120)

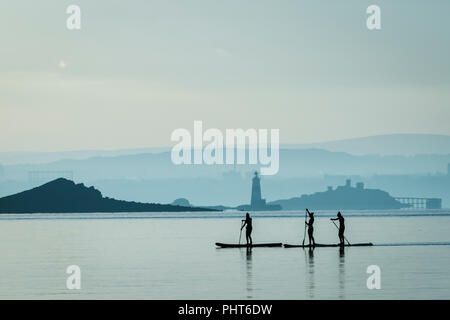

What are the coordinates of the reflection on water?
(303, 246, 346, 300)
(306, 247, 315, 299)
(339, 246, 345, 299)
(246, 248, 253, 298)
(303, 246, 346, 299)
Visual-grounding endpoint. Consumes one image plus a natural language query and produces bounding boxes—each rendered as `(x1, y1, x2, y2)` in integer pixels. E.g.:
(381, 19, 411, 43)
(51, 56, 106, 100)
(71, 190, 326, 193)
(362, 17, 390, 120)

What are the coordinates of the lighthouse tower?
(250, 171, 266, 209)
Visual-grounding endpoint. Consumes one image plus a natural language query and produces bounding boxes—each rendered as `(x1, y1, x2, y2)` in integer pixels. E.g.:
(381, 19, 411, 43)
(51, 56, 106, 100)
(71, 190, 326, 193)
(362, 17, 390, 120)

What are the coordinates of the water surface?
(0, 210, 449, 299)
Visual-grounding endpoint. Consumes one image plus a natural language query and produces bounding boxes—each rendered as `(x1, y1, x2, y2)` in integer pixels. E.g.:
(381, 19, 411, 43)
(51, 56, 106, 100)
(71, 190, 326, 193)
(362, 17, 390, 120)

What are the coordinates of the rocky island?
(270, 179, 408, 210)
(0, 178, 216, 213)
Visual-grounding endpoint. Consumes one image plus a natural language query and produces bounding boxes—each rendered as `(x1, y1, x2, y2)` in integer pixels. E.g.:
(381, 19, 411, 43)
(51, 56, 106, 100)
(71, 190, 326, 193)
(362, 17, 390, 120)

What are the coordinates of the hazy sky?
(1, 0, 449, 152)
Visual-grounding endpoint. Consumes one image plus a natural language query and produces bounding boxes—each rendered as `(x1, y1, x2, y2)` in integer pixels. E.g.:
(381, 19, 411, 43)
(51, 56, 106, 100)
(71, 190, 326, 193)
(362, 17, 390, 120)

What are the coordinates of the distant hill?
(171, 198, 191, 207)
(2, 149, 450, 182)
(286, 134, 450, 156)
(0, 147, 170, 165)
(2, 134, 450, 166)
(0, 178, 215, 213)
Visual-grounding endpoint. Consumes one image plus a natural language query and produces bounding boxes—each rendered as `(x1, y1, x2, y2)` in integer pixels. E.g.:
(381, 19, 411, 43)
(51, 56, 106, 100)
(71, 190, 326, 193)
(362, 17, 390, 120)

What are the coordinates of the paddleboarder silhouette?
(305, 208, 315, 247)
(331, 211, 345, 246)
(241, 212, 253, 246)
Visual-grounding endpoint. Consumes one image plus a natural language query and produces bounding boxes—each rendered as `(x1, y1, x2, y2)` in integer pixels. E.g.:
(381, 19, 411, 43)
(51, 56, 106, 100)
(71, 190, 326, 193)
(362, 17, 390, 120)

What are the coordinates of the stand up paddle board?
(283, 243, 373, 248)
(215, 242, 282, 248)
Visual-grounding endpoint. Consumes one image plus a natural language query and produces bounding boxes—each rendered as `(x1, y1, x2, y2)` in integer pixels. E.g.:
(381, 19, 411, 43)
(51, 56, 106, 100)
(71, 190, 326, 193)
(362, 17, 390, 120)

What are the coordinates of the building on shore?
(270, 179, 412, 210)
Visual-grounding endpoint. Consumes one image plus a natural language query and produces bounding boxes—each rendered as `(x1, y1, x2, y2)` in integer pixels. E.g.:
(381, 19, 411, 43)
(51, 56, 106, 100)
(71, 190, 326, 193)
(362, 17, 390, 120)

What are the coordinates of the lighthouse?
(250, 171, 266, 209)
(235, 171, 281, 211)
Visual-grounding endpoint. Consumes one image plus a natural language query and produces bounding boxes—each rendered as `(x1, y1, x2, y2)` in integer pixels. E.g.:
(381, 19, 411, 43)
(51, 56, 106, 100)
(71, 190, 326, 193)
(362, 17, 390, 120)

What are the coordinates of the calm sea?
(0, 210, 449, 299)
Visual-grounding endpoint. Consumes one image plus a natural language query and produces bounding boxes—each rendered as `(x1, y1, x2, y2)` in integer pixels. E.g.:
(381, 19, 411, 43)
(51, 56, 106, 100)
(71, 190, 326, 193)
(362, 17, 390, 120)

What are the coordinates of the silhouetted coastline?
(0, 178, 216, 213)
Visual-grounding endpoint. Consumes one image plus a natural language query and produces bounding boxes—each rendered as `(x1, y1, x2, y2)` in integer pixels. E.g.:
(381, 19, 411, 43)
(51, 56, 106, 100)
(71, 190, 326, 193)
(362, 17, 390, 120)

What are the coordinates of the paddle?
(302, 209, 307, 246)
(238, 220, 244, 245)
(331, 220, 351, 246)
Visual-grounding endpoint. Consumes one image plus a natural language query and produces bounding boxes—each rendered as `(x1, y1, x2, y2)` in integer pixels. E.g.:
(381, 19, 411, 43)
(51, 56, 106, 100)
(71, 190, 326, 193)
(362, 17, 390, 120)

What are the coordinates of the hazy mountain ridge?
(285, 134, 450, 156)
(1, 134, 450, 165)
(2, 149, 449, 182)
(1, 134, 449, 208)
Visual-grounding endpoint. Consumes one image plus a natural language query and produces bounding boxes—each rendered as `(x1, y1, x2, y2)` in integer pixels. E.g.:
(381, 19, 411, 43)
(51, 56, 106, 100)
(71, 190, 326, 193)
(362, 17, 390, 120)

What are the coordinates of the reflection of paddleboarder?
(331, 211, 345, 246)
(305, 208, 315, 247)
(241, 212, 253, 245)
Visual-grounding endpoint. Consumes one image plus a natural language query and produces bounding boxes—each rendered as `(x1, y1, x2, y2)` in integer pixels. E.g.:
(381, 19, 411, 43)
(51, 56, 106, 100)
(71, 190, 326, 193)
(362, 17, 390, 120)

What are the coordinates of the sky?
(1, 0, 449, 152)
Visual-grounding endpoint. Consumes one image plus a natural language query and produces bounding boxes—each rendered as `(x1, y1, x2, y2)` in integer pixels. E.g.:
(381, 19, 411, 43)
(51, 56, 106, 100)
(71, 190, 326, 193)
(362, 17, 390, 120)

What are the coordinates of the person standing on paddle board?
(331, 211, 345, 246)
(241, 213, 253, 246)
(305, 208, 315, 247)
